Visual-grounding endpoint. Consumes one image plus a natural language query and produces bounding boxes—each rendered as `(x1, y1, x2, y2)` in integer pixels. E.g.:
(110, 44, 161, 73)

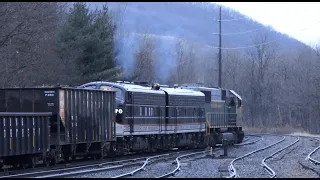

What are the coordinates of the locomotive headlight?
(115, 108, 123, 114)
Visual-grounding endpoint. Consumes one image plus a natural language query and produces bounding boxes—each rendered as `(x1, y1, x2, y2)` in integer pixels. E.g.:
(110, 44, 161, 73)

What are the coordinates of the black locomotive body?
(79, 81, 243, 154)
(79, 81, 209, 154)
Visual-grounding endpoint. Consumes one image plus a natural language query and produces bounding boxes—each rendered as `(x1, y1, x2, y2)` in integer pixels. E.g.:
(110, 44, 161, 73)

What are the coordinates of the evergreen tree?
(57, 2, 121, 84)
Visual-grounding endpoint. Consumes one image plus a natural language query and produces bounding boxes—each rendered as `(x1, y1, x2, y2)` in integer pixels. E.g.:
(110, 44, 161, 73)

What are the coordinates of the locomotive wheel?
(72, 156, 76, 161)
(63, 154, 70, 163)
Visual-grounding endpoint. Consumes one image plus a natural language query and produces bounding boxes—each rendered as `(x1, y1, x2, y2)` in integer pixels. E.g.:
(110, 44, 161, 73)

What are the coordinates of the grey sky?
(213, 2, 320, 45)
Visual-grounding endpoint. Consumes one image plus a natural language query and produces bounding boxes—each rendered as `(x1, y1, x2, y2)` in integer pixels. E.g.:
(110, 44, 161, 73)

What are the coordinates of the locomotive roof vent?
(159, 84, 169, 88)
(115, 80, 133, 84)
(133, 81, 149, 87)
(181, 83, 204, 87)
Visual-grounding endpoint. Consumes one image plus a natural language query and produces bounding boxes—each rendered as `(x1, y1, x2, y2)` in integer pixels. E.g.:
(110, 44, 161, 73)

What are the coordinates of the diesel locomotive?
(79, 81, 244, 154)
(0, 81, 244, 169)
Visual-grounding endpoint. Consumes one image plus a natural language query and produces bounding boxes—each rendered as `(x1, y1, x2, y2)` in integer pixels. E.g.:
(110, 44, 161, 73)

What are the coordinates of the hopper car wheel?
(72, 156, 76, 161)
(100, 146, 107, 159)
(49, 150, 57, 166)
(43, 157, 50, 167)
(29, 157, 36, 168)
(20, 163, 28, 169)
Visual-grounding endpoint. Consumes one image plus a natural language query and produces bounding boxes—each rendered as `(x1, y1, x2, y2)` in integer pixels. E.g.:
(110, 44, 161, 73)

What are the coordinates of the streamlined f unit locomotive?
(79, 81, 244, 154)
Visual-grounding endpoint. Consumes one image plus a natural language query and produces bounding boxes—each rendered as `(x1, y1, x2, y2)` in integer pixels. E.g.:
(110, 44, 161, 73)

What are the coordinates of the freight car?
(0, 87, 116, 168)
(79, 81, 244, 155)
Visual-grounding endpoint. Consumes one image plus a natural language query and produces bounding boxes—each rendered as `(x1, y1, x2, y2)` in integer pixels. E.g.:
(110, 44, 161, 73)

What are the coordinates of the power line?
(213, 8, 315, 36)
(212, 27, 265, 35)
(213, 40, 278, 50)
(211, 19, 320, 50)
(213, 17, 247, 22)
(213, 7, 311, 22)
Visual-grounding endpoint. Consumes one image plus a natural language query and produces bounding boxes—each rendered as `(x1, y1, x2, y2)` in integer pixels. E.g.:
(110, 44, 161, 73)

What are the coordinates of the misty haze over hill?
(87, 2, 311, 80)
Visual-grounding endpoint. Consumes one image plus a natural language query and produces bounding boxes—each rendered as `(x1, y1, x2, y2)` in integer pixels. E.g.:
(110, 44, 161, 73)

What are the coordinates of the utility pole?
(218, 6, 222, 88)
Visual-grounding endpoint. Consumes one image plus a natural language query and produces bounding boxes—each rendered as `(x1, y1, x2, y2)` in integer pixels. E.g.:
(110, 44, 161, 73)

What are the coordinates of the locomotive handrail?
(0, 112, 53, 116)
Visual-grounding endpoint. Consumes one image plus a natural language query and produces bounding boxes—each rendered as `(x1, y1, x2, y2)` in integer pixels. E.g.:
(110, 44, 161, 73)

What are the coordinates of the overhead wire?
(212, 27, 265, 36)
(212, 7, 313, 36)
(212, 6, 311, 22)
(211, 10, 320, 50)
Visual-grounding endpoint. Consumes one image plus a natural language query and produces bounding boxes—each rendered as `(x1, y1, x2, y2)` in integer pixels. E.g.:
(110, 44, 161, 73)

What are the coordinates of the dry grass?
(243, 125, 306, 135)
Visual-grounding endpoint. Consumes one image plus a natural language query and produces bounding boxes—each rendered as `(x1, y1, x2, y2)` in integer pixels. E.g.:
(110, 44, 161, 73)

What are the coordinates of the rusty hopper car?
(0, 87, 116, 167)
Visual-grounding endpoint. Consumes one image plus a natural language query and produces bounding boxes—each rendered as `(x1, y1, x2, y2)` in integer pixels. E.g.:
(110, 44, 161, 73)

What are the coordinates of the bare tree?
(173, 40, 200, 84)
(0, 2, 68, 87)
(244, 31, 279, 127)
(132, 34, 156, 83)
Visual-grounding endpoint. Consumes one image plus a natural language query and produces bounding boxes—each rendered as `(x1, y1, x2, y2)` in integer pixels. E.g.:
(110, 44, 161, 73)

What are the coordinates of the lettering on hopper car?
(44, 91, 55, 97)
(115, 108, 123, 114)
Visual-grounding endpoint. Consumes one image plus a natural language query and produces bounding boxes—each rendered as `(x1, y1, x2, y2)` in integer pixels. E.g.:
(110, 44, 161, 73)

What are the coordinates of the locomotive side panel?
(125, 91, 166, 135)
(163, 88, 206, 134)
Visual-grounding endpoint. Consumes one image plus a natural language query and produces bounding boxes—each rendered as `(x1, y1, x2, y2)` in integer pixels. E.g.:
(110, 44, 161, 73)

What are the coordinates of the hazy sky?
(213, 2, 320, 45)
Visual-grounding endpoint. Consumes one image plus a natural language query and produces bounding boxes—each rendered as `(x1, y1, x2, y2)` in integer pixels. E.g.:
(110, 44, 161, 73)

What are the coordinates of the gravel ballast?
(268, 137, 320, 178)
(68, 135, 320, 178)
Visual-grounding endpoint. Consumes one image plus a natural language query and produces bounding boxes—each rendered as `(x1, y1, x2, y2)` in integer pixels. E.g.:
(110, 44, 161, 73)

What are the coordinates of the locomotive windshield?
(100, 85, 124, 100)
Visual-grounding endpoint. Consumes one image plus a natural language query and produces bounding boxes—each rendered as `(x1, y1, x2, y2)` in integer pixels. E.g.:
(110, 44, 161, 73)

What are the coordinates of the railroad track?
(0, 149, 208, 178)
(114, 135, 263, 178)
(0, 135, 258, 178)
(228, 135, 299, 178)
(261, 136, 300, 178)
(113, 149, 210, 178)
(157, 134, 263, 178)
(306, 138, 320, 165)
(0, 157, 147, 178)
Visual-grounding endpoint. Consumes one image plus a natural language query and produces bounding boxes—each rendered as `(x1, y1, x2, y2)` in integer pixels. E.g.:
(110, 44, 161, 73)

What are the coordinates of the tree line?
(1, 2, 319, 134)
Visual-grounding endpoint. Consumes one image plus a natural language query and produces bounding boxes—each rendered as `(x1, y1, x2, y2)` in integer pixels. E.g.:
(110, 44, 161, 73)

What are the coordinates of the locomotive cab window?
(211, 89, 221, 101)
(83, 85, 96, 89)
(201, 91, 211, 103)
(100, 85, 124, 100)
